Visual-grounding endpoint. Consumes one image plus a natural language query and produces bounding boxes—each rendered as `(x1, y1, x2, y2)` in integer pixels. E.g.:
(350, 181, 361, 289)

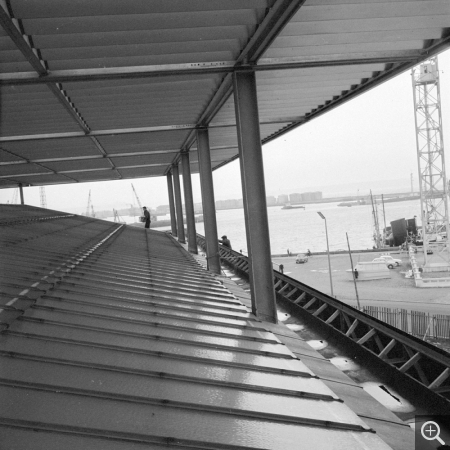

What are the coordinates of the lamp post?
(317, 212, 334, 297)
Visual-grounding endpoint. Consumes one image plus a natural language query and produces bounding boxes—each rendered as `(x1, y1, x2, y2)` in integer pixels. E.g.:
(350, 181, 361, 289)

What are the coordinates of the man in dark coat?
(143, 206, 151, 229)
(219, 235, 231, 249)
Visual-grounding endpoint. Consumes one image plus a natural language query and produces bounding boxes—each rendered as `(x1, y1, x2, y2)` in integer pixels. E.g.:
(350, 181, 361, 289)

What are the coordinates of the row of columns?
(166, 70, 277, 324)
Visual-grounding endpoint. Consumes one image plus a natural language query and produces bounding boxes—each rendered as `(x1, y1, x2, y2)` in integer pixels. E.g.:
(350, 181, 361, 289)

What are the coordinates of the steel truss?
(412, 57, 450, 268)
(198, 236, 450, 408)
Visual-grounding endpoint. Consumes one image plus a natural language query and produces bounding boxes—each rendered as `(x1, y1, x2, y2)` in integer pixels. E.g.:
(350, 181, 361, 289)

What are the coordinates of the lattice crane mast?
(411, 56, 449, 268)
(131, 183, 143, 213)
(86, 190, 96, 218)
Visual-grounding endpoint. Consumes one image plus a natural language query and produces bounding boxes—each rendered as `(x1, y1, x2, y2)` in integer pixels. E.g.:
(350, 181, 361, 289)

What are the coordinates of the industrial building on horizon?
(216, 191, 323, 210)
(151, 191, 323, 215)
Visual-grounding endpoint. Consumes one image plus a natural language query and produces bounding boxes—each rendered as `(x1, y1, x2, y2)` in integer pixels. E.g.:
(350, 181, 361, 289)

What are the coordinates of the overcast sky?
(1, 48, 450, 215)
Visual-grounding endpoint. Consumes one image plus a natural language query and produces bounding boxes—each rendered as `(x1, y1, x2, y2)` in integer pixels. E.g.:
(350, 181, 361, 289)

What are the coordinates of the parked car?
(347, 261, 391, 280)
(296, 253, 309, 264)
(379, 254, 402, 267)
(373, 257, 396, 269)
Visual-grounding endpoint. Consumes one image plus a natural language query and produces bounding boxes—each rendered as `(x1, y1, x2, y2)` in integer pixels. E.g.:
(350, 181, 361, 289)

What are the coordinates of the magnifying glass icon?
(421, 421, 446, 445)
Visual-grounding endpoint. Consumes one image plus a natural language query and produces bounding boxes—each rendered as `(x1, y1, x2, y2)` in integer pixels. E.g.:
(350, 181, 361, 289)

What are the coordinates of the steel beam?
(0, 162, 168, 179)
(166, 172, 177, 237)
(233, 70, 277, 324)
(181, 152, 197, 254)
(196, 128, 221, 274)
(234, 103, 256, 315)
(18, 183, 24, 205)
(0, 52, 426, 87)
(0, 148, 229, 164)
(0, 2, 115, 171)
(260, 55, 438, 147)
(171, 164, 185, 244)
(0, 124, 197, 143)
(237, 0, 307, 63)
(0, 2, 46, 75)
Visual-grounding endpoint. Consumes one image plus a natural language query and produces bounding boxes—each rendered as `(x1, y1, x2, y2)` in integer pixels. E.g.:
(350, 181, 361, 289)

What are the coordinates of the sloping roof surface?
(0, 204, 400, 449)
(0, 1, 449, 188)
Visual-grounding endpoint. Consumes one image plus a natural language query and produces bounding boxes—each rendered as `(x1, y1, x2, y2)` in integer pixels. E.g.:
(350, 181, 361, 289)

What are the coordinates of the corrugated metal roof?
(0, 1, 449, 187)
(0, 205, 402, 448)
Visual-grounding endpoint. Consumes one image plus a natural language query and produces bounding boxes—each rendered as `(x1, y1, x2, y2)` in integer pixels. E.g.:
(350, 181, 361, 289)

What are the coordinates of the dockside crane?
(412, 56, 449, 268)
(131, 183, 143, 212)
(86, 190, 96, 218)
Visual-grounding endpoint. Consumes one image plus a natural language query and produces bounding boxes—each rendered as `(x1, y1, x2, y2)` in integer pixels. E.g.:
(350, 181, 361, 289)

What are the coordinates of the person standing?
(219, 235, 231, 249)
(143, 206, 151, 229)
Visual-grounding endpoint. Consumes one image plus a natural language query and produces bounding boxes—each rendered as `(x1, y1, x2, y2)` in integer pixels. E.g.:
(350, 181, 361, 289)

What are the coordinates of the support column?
(233, 70, 277, 324)
(172, 164, 185, 243)
(166, 172, 177, 237)
(181, 152, 198, 254)
(19, 183, 24, 205)
(197, 128, 221, 274)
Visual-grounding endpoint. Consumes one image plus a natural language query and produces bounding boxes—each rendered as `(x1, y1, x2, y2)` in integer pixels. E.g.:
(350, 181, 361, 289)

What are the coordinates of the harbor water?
(195, 199, 421, 255)
(109, 198, 421, 255)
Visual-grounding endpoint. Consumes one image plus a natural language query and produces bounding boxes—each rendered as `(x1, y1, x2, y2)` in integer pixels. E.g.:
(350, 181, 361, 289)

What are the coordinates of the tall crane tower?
(131, 183, 143, 212)
(86, 190, 96, 218)
(411, 56, 449, 269)
(39, 186, 47, 208)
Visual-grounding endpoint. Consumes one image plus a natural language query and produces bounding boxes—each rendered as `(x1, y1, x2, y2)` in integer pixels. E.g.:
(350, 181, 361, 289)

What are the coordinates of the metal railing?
(197, 234, 450, 405)
(363, 306, 450, 340)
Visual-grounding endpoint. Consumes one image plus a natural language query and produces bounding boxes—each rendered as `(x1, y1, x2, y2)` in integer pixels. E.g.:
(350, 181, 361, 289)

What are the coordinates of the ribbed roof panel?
(0, 205, 398, 449)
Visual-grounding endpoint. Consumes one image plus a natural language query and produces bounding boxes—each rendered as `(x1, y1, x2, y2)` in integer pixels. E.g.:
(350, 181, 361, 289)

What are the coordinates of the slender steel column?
(196, 128, 221, 274)
(166, 172, 177, 236)
(172, 164, 185, 243)
(18, 183, 24, 205)
(233, 70, 277, 324)
(181, 152, 198, 254)
(236, 119, 256, 316)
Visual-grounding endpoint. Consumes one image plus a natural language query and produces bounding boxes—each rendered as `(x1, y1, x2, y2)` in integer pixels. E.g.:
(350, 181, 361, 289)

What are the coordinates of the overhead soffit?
(0, 0, 449, 188)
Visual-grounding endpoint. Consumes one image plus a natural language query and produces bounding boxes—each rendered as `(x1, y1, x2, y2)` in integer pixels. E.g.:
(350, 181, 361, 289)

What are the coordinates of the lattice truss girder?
(275, 282, 450, 395)
(206, 238, 450, 400)
(412, 57, 449, 263)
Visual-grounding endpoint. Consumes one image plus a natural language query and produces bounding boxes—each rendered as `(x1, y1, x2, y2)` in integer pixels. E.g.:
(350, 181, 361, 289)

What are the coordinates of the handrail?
(196, 233, 450, 406)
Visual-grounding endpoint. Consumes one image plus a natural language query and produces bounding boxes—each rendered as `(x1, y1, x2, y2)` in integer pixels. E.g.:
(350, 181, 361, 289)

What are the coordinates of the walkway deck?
(0, 205, 413, 449)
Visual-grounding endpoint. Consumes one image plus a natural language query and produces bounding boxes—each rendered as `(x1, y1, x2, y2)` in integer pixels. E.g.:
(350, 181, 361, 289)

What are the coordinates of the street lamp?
(317, 212, 334, 297)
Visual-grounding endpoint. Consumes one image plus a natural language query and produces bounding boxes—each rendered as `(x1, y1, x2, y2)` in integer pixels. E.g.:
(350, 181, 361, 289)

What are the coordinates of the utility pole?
(412, 56, 449, 269)
(11, 188, 18, 204)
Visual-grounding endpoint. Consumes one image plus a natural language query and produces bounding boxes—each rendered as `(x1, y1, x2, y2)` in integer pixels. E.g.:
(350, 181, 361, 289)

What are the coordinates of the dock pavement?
(272, 250, 450, 315)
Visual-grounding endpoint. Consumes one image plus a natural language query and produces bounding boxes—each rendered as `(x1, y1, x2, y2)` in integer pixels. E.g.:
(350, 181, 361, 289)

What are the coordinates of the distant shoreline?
(214, 192, 419, 211)
(271, 248, 399, 257)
